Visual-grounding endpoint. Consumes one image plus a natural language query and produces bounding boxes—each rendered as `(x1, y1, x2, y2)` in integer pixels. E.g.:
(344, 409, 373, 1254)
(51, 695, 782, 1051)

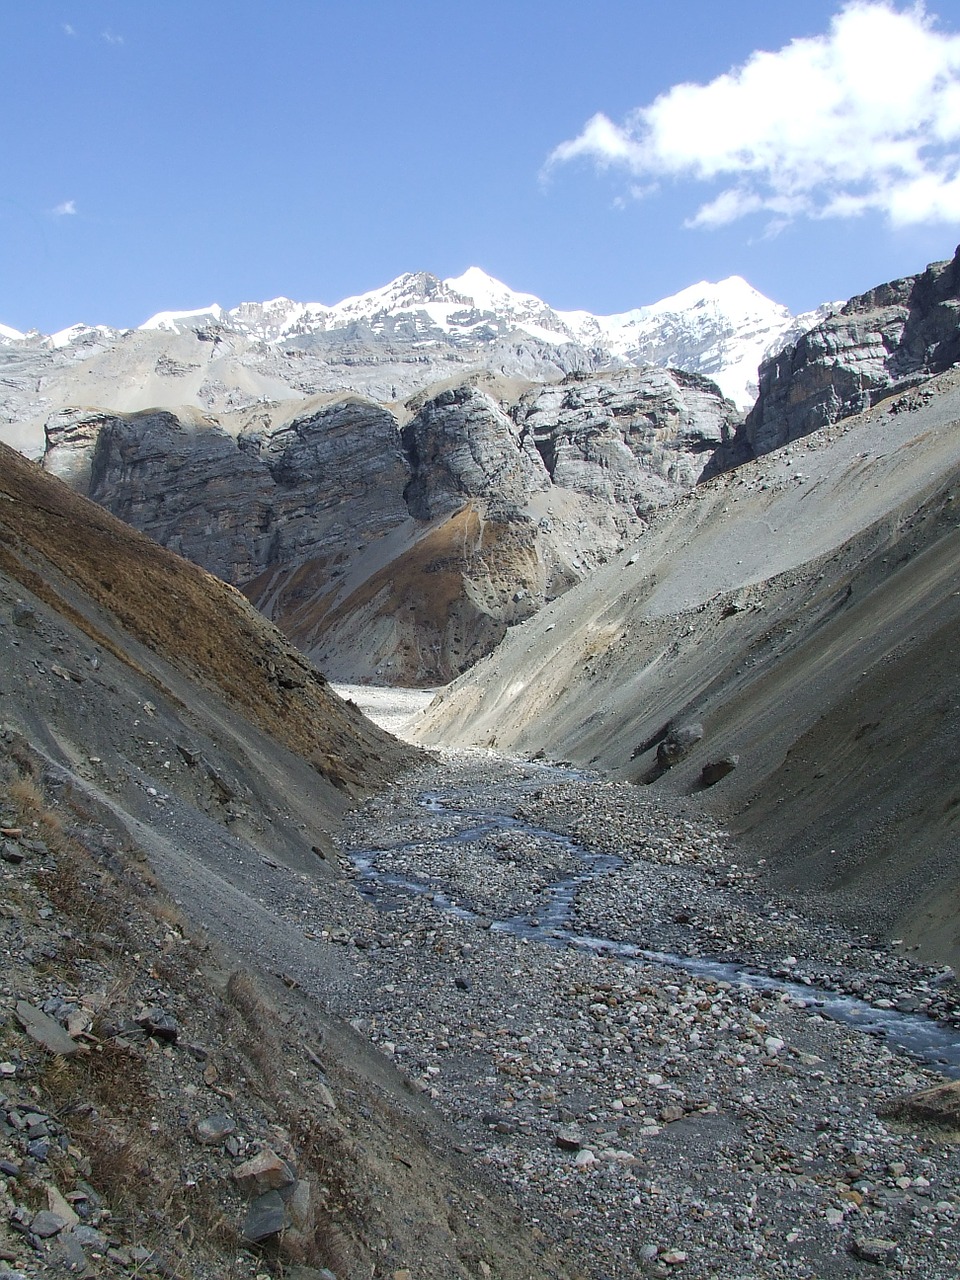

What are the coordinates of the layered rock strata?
(43, 367, 739, 683)
(710, 246, 960, 469)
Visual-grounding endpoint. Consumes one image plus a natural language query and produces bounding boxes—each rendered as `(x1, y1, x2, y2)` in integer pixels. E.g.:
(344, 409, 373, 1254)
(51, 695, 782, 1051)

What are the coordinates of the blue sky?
(3, 1, 960, 332)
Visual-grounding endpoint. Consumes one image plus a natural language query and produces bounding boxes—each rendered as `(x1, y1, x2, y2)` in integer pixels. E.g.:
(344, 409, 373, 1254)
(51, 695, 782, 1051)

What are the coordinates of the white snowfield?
(2, 267, 838, 409)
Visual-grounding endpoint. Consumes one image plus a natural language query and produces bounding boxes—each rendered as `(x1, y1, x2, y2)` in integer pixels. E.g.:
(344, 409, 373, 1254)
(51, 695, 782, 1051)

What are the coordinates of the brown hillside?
(0, 441, 410, 793)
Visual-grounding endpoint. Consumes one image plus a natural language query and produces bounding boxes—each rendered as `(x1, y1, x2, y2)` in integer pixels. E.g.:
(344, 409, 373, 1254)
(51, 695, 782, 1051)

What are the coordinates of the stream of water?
(351, 783, 960, 1077)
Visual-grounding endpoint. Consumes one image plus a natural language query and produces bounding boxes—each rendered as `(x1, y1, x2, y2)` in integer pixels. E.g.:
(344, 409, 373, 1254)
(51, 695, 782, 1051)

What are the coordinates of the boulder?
(877, 1079, 960, 1129)
(657, 723, 704, 768)
(700, 755, 739, 787)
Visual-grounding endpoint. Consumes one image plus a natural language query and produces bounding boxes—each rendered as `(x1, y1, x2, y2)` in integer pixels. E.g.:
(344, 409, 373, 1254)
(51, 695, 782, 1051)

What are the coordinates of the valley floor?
(7, 674, 960, 1277)
(328, 747, 960, 1280)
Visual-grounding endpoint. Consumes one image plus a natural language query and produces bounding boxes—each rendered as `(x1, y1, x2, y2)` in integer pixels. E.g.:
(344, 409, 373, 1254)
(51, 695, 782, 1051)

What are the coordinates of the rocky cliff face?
(721, 246, 960, 463)
(516, 366, 735, 511)
(401, 385, 550, 520)
(43, 367, 740, 684)
(44, 399, 411, 585)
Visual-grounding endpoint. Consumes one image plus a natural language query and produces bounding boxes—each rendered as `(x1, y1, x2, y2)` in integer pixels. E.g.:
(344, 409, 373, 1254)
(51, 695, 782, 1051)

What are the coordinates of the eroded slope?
(413, 371, 960, 963)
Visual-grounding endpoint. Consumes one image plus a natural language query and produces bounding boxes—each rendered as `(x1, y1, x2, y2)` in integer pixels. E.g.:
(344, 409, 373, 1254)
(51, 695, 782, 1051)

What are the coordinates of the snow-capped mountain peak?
(445, 266, 540, 311)
(1, 270, 840, 411)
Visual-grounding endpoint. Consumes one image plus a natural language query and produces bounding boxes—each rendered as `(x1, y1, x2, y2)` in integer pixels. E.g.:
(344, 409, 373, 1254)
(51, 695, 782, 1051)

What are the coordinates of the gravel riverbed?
(329, 748, 960, 1280)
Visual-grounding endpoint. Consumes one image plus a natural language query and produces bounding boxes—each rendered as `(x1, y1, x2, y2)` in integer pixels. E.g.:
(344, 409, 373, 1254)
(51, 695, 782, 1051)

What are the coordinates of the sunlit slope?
(414, 370, 960, 958)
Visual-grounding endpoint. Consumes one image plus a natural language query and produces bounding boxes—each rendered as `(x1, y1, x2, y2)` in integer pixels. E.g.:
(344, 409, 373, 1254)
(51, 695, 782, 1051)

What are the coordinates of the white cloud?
(101, 29, 124, 45)
(62, 23, 76, 37)
(546, 2, 960, 228)
(52, 200, 77, 217)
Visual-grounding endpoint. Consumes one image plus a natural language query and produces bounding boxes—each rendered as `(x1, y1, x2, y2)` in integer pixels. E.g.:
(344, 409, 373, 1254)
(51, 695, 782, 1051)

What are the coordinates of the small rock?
(68, 1224, 108, 1251)
(14, 1002, 80, 1056)
(12, 603, 36, 628)
(135, 1007, 178, 1043)
(555, 1127, 583, 1151)
(53, 1231, 89, 1273)
(195, 1112, 236, 1144)
(47, 1187, 79, 1228)
(233, 1147, 296, 1194)
(851, 1237, 898, 1264)
(0, 842, 24, 865)
(30, 1210, 66, 1239)
(242, 1190, 287, 1242)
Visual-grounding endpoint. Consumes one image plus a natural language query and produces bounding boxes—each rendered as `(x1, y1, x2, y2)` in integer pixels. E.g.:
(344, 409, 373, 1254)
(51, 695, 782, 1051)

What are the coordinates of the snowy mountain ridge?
(1, 268, 837, 409)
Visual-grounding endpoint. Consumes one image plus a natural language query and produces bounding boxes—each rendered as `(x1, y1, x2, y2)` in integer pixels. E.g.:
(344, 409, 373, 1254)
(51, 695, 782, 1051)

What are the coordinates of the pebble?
(195, 1112, 236, 1144)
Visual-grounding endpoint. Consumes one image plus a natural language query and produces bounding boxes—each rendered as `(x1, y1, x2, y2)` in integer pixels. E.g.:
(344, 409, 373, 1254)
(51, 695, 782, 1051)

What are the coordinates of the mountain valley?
(2, 247, 960, 1279)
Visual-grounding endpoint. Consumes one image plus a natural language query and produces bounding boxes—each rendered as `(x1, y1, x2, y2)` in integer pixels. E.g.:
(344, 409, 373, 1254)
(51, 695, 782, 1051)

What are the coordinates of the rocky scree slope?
(0, 447, 575, 1279)
(42, 367, 740, 686)
(0, 442, 406, 799)
(413, 365, 960, 968)
(0, 266, 830, 457)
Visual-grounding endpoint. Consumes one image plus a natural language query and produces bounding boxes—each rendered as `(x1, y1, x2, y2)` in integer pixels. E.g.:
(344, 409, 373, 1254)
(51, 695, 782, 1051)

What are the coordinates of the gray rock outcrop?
(42, 366, 738, 683)
(516, 367, 738, 512)
(402, 386, 550, 520)
(713, 246, 960, 465)
(44, 399, 410, 586)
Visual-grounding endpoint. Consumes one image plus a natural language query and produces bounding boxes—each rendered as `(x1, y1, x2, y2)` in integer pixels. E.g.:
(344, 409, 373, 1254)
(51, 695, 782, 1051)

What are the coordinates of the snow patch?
(140, 304, 225, 332)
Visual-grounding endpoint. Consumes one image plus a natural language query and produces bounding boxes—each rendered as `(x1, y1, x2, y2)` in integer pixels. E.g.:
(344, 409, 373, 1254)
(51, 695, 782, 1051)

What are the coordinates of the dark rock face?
(44, 401, 410, 586)
(45, 407, 274, 583)
(42, 368, 738, 683)
(402, 386, 549, 520)
(731, 247, 960, 461)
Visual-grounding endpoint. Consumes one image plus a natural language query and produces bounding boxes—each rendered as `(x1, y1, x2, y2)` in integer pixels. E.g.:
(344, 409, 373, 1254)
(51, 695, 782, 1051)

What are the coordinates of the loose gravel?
(329, 748, 960, 1280)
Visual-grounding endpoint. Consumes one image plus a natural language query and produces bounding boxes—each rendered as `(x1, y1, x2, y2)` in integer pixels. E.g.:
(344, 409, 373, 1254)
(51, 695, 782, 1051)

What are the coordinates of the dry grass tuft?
(224, 970, 286, 1097)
